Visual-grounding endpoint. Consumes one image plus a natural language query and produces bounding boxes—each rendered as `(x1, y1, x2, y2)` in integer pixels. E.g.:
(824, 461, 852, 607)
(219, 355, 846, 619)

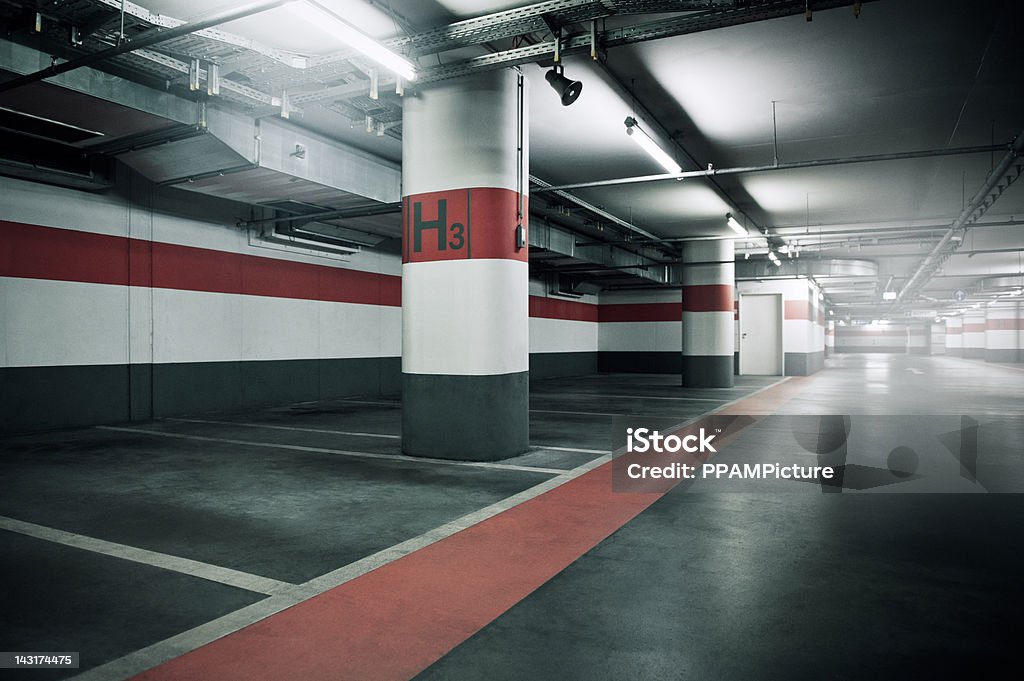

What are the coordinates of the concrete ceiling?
(0, 0, 1022, 317)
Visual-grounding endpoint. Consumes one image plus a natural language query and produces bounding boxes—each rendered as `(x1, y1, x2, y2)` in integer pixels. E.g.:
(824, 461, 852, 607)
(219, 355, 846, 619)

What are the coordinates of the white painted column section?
(961, 311, 986, 359)
(945, 316, 963, 356)
(985, 300, 1022, 363)
(401, 69, 529, 460)
(682, 239, 734, 387)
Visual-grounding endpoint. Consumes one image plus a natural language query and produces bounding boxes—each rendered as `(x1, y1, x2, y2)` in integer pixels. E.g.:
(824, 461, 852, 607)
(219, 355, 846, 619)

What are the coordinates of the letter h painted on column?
(413, 199, 447, 253)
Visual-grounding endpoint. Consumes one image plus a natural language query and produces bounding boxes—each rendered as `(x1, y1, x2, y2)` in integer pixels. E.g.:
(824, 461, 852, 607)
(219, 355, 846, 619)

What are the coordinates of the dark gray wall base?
(402, 372, 529, 461)
(908, 347, 930, 355)
(1, 364, 131, 434)
(962, 348, 985, 359)
(599, 352, 680, 374)
(530, 352, 598, 380)
(986, 349, 1021, 363)
(1, 357, 402, 435)
(834, 347, 907, 354)
(945, 348, 963, 357)
(785, 351, 825, 376)
(152, 358, 401, 416)
(682, 355, 734, 388)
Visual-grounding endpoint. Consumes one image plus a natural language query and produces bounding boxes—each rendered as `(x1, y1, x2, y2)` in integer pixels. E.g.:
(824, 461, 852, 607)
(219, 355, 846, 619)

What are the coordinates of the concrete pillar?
(945, 316, 963, 356)
(682, 240, 734, 387)
(400, 69, 529, 460)
(961, 311, 986, 359)
(930, 321, 946, 356)
(825, 319, 835, 356)
(985, 300, 1022, 363)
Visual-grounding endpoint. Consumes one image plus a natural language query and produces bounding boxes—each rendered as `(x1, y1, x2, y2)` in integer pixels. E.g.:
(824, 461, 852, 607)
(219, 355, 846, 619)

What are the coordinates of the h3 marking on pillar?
(403, 187, 528, 264)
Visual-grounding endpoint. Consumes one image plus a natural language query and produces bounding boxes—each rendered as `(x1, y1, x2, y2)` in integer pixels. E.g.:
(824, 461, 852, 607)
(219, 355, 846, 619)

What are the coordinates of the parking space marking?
(96, 427, 564, 475)
(0, 516, 296, 597)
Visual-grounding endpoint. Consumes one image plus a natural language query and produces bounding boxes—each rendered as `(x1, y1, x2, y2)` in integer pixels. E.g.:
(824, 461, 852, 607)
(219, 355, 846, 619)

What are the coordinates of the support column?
(401, 69, 529, 461)
(962, 311, 986, 359)
(985, 300, 1022, 363)
(945, 316, 963, 356)
(682, 240, 735, 387)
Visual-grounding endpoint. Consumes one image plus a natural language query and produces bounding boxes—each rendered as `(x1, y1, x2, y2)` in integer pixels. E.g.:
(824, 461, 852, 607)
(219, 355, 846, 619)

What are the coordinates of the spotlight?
(545, 65, 583, 106)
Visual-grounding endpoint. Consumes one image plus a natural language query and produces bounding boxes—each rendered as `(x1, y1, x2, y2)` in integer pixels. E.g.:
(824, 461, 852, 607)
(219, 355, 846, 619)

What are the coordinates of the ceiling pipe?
(532, 142, 1009, 194)
(893, 130, 1024, 307)
(530, 174, 673, 251)
(0, 0, 296, 94)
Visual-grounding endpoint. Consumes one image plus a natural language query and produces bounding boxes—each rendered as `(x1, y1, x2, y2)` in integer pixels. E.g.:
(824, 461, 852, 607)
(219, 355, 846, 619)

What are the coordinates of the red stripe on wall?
(784, 300, 810, 320)
(528, 296, 599, 323)
(402, 187, 527, 263)
(986, 319, 1024, 330)
(964, 323, 987, 333)
(1, 220, 402, 307)
(682, 284, 733, 312)
(598, 302, 681, 323)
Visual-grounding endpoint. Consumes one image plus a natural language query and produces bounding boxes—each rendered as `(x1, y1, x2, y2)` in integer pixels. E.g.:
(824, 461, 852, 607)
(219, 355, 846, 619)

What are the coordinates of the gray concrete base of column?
(682, 355, 734, 388)
(962, 348, 985, 359)
(946, 348, 963, 357)
(402, 371, 529, 460)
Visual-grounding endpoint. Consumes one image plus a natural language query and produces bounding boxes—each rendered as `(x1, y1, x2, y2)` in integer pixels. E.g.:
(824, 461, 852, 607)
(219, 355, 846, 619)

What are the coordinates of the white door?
(740, 293, 783, 375)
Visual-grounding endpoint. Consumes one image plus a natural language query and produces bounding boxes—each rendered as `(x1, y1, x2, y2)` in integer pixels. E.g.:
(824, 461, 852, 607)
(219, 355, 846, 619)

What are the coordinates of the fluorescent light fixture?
(290, 0, 416, 82)
(624, 116, 681, 174)
(882, 291, 897, 301)
(768, 250, 781, 266)
(726, 213, 746, 236)
(818, 292, 824, 301)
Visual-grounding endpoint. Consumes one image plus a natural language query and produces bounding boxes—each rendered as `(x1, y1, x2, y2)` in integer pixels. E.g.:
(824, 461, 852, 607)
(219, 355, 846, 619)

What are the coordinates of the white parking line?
(66, 454, 612, 681)
(0, 516, 296, 597)
(165, 417, 401, 439)
(96, 426, 563, 475)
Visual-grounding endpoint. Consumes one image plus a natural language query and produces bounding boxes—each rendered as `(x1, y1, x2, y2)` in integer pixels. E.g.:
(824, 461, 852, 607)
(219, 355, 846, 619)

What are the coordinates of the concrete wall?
(528, 281, 599, 379)
(597, 289, 681, 374)
(1, 173, 405, 433)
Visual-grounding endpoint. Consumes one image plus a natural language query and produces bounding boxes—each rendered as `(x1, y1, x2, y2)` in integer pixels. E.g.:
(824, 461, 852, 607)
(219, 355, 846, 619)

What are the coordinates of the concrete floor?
(1, 355, 1021, 680)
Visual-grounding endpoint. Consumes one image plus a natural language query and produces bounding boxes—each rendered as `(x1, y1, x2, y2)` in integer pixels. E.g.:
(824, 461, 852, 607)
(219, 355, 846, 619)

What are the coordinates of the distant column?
(945, 316, 963, 357)
(985, 300, 1022, 363)
(961, 311, 986, 359)
(682, 240, 735, 387)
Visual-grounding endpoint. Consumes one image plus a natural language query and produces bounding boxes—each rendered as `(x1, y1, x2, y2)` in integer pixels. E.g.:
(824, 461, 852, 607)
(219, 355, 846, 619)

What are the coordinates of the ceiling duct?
(529, 217, 671, 285)
(1, 39, 401, 221)
(735, 258, 878, 280)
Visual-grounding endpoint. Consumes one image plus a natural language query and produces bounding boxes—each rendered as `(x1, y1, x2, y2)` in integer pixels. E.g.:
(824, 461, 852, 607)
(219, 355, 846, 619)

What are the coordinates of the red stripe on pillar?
(598, 303, 681, 322)
(682, 284, 733, 312)
(964, 323, 986, 333)
(402, 187, 527, 263)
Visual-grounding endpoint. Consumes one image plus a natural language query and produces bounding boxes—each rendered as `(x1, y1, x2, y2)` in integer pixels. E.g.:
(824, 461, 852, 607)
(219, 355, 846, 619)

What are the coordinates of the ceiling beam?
(0, 0, 293, 94)
(893, 130, 1024, 308)
(415, 0, 877, 83)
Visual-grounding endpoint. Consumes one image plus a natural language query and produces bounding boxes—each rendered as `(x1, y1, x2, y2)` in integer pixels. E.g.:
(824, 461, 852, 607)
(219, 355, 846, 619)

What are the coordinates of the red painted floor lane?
(132, 379, 806, 681)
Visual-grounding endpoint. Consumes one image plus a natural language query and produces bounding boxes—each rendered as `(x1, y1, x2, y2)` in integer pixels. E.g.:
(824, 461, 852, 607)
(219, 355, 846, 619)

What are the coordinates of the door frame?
(739, 292, 784, 376)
